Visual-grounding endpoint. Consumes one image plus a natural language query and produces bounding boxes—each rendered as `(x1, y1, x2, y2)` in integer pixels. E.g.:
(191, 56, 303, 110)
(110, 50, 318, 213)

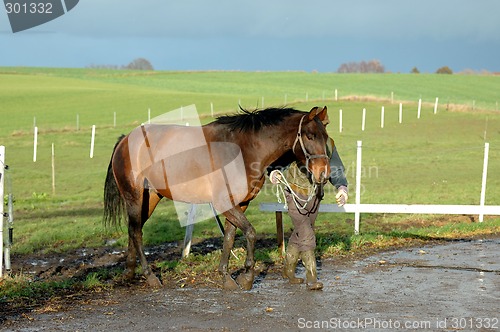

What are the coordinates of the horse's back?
(121, 124, 249, 209)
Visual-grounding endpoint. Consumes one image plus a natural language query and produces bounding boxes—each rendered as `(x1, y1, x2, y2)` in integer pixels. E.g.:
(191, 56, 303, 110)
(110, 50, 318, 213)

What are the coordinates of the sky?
(1, 0, 500, 73)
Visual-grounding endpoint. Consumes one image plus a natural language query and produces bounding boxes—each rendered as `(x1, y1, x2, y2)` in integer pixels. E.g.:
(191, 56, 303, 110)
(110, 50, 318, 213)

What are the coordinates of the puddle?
(5, 238, 500, 331)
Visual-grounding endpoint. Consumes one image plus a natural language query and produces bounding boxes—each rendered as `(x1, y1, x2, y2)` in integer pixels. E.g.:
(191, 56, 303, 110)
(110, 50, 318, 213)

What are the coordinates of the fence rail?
(260, 141, 499, 240)
(259, 202, 500, 216)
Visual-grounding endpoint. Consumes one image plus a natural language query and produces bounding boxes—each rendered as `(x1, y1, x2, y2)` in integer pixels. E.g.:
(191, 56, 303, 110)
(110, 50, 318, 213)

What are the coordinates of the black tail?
(103, 135, 126, 227)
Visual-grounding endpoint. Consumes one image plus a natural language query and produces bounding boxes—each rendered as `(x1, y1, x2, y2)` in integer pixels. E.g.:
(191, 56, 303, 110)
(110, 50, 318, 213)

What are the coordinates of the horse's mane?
(215, 107, 302, 132)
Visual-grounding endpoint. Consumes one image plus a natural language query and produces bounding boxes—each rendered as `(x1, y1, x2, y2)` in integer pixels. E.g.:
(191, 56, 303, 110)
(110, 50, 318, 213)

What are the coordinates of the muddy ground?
(2, 238, 499, 331)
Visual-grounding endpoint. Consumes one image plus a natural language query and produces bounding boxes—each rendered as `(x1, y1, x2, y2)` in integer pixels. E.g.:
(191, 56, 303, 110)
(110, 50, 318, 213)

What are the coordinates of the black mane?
(215, 107, 302, 132)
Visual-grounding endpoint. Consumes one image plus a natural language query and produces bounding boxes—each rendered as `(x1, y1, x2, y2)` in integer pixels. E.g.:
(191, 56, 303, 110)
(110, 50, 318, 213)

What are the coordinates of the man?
(270, 125, 348, 291)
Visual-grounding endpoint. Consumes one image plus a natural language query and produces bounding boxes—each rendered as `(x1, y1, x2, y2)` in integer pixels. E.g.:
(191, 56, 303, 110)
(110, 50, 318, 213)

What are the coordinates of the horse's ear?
(308, 106, 329, 125)
(308, 106, 320, 120)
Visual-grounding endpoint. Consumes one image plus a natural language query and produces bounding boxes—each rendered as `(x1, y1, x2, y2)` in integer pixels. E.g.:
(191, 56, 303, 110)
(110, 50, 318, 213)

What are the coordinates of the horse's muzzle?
(312, 168, 329, 185)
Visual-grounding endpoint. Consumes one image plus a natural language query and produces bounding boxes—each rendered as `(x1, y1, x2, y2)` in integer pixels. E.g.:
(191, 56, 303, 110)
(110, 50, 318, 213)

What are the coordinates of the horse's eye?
(306, 133, 316, 140)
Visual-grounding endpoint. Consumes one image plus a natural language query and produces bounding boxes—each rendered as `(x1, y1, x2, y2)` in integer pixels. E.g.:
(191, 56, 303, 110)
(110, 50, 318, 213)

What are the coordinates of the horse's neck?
(256, 118, 298, 167)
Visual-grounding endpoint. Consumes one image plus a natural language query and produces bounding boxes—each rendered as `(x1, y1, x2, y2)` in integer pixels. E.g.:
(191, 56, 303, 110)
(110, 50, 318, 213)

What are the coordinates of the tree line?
(336, 59, 457, 74)
(87, 58, 154, 70)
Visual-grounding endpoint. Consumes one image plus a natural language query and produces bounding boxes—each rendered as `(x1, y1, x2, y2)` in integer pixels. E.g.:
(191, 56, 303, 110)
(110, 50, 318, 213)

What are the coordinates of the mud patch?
(3, 238, 499, 331)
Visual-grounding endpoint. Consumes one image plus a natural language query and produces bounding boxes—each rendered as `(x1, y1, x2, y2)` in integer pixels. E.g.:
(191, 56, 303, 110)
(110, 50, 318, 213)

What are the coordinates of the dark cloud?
(1, 0, 499, 71)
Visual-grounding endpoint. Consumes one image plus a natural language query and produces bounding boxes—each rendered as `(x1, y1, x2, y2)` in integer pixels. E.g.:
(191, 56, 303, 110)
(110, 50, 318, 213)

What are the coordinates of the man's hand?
(269, 170, 282, 184)
(335, 186, 348, 207)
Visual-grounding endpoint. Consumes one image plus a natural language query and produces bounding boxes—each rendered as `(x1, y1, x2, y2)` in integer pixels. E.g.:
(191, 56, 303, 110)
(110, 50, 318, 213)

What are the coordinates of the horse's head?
(292, 106, 330, 184)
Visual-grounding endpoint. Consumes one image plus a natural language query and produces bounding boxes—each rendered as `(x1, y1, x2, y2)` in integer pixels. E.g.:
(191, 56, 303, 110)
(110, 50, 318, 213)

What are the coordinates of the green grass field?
(0, 67, 499, 255)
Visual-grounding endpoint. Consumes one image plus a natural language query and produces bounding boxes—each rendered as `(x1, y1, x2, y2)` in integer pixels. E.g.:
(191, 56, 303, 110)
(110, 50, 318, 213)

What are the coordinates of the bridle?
(270, 114, 329, 210)
(292, 115, 329, 174)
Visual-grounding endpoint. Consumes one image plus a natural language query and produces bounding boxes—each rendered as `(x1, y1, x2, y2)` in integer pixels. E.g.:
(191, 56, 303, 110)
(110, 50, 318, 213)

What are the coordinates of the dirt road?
(4, 238, 499, 331)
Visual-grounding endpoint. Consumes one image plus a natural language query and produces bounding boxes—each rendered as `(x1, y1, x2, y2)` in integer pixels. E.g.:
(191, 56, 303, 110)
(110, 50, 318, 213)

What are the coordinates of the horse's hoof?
(236, 271, 254, 291)
(146, 274, 162, 288)
(307, 282, 324, 291)
(222, 275, 239, 291)
(122, 269, 135, 282)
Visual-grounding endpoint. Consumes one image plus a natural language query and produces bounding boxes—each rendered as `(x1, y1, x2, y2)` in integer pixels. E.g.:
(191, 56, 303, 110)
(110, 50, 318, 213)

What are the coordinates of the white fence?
(260, 141, 500, 236)
(0, 146, 4, 277)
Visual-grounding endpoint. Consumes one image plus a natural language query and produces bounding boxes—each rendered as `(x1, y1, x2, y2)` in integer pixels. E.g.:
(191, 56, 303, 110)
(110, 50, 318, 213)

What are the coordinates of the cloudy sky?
(1, 0, 499, 73)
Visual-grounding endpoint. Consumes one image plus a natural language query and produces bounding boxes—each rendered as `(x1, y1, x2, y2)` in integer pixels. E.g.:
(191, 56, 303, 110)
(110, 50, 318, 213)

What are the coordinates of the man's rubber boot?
(301, 250, 323, 290)
(282, 244, 304, 284)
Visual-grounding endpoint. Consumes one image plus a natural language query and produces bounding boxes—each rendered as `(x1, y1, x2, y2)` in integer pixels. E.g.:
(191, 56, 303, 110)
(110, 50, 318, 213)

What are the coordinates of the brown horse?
(103, 106, 330, 290)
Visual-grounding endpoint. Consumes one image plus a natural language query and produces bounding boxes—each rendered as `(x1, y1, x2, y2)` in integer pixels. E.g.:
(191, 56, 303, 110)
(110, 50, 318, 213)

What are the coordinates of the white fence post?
(399, 103, 403, 124)
(0, 146, 4, 277)
(182, 204, 197, 258)
(90, 125, 96, 158)
(339, 109, 343, 133)
(381, 106, 385, 128)
(417, 98, 422, 119)
(434, 97, 439, 114)
(479, 142, 490, 222)
(33, 126, 38, 162)
(362, 108, 366, 131)
(52, 143, 55, 195)
(355, 140, 362, 234)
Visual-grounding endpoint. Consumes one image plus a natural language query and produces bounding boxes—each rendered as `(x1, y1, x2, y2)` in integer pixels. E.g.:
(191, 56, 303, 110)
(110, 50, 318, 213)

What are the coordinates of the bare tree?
(125, 58, 154, 70)
(436, 66, 453, 74)
(337, 59, 385, 73)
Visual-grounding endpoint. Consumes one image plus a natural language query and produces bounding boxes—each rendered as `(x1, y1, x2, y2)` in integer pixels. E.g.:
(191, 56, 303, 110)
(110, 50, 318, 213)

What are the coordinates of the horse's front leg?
(219, 220, 239, 290)
(235, 223, 256, 291)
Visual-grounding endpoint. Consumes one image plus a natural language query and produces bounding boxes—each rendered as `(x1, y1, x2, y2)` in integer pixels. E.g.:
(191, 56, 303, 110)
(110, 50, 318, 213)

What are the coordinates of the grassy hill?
(0, 67, 499, 253)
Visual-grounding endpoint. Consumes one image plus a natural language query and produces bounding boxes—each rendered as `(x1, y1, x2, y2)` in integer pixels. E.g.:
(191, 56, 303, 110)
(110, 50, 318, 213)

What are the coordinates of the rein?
(272, 169, 317, 211)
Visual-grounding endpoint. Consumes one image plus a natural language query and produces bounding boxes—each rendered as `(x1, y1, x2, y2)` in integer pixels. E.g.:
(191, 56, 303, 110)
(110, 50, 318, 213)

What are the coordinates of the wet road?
(5, 239, 499, 331)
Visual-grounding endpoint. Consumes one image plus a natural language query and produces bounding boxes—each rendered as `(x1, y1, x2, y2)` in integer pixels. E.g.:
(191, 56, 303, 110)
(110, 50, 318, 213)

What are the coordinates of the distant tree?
(411, 67, 420, 74)
(125, 58, 154, 70)
(337, 59, 385, 73)
(436, 66, 453, 74)
(86, 64, 121, 70)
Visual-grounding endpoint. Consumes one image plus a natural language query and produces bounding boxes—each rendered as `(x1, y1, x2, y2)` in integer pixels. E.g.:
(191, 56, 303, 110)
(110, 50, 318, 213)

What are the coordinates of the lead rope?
(272, 169, 317, 211)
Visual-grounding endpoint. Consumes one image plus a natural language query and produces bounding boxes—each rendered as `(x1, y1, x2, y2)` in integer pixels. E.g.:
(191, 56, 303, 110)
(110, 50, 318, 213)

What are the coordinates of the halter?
(292, 115, 329, 173)
(271, 115, 329, 211)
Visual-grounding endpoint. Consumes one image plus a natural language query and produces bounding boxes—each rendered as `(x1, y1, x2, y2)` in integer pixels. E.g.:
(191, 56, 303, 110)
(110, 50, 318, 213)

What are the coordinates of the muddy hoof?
(146, 274, 162, 288)
(122, 268, 135, 282)
(223, 274, 239, 291)
(307, 281, 323, 291)
(236, 271, 254, 291)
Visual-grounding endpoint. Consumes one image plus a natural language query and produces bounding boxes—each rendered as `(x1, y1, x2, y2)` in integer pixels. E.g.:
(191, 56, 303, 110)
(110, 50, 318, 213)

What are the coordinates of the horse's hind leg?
(219, 219, 239, 290)
(125, 189, 163, 288)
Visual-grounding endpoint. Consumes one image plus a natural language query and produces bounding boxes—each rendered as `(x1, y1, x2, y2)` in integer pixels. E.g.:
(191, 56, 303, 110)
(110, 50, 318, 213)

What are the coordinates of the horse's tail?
(103, 135, 126, 228)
